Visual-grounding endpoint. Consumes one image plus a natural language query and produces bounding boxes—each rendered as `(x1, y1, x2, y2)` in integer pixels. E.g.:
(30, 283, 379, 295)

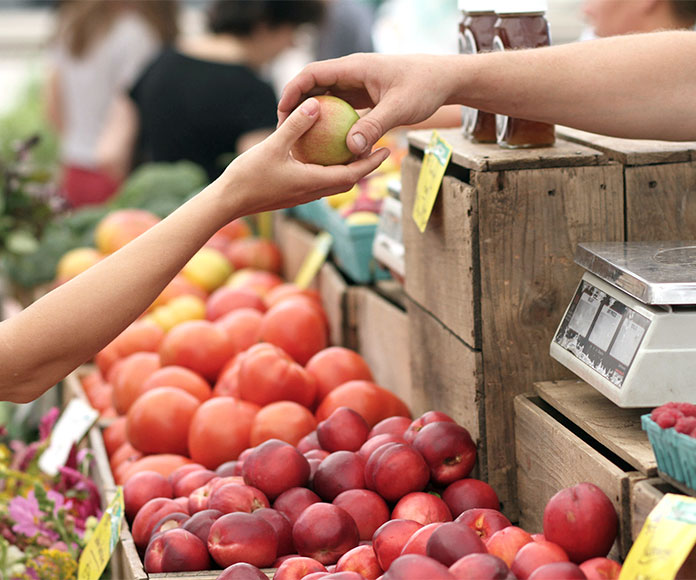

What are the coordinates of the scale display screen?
(553, 280, 651, 388)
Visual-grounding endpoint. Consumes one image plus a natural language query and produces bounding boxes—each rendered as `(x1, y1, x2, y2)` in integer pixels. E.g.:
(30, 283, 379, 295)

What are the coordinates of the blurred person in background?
(315, 0, 376, 60)
(580, 0, 696, 39)
(99, 0, 324, 184)
(44, 0, 179, 208)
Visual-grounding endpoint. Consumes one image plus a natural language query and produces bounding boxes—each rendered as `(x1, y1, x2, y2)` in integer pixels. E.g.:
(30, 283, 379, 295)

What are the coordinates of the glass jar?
(459, 1, 498, 143)
(493, 0, 555, 148)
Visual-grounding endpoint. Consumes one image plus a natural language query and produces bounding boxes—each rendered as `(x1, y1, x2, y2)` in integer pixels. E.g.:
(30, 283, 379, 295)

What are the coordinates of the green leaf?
(5, 230, 39, 254)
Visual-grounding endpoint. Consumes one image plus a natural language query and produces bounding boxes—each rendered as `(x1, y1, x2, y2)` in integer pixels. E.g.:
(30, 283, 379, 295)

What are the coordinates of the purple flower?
(39, 407, 60, 441)
(8, 491, 58, 542)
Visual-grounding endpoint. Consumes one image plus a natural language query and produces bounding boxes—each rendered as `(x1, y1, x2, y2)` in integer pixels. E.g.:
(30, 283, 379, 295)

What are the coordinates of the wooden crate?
(630, 477, 680, 543)
(557, 127, 696, 240)
(402, 129, 625, 519)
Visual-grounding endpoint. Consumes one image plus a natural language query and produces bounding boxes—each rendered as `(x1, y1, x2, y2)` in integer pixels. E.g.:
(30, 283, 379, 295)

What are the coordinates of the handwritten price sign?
(412, 131, 453, 233)
(78, 487, 124, 580)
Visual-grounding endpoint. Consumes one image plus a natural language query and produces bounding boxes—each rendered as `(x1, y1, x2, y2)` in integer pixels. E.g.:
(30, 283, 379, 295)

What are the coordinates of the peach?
(216, 460, 240, 477)
(332, 489, 390, 542)
(455, 508, 512, 541)
(368, 416, 412, 439)
(449, 553, 512, 580)
(242, 439, 311, 500)
(254, 508, 294, 557)
(173, 469, 217, 498)
(143, 528, 210, 573)
(95, 208, 159, 254)
(292, 503, 360, 565)
(123, 470, 173, 522)
(392, 492, 453, 526)
(208, 512, 278, 568)
(305, 449, 331, 461)
(181, 508, 222, 544)
(149, 511, 189, 538)
(131, 497, 184, 551)
(364, 442, 430, 502)
(335, 544, 382, 579)
(274, 556, 328, 580)
(313, 451, 366, 502)
(357, 433, 406, 462)
(298, 431, 322, 453)
(412, 421, 477, 485)
(442, 478, 500, 517)
(401, 522, 443, 556)
(486, 525, 534, 567)
(510, 540, 569, 580)
(317, 406, 370, 452)
(403, 411, 456, 444)
(372, 518, 423, 571)
(274, 487, 322, 526)
(217, 562, 269, 580)
(208, 483, 269, 514)
(579, 557, 621, 580)
(383, 554, 456, 579)
(173, 496, 190, 514)
(426, 522, 486, 566)
(529, 561, 587, 579)
(168, 463, 206, 488)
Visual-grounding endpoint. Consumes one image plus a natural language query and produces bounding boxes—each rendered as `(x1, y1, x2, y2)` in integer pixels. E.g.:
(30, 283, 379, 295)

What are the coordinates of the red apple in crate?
(369, 416, 412, 439)
(510, 540, 569, 580)
(392, 492, 453, 526)
(449, 553, 513, 580)
(208, 511, 278, 568)
(181, 508, 222, 544)
(273, 487, 322, 526)
(455, 508, 511, 541)
(149, 512, 189, 538)
(383, 554, 456, 579)
(401, 522, 443, 556)
(364, 442, 430, 502)
(274, 556, 328, 580)
(298, 431, 322, 453)
(358, 433, 406, 462)
(426, 522, 486, 566)
(144, 528, 211, 573)
(317, 407, 370, 452)
(255, 507, 295, 557)
(372, 518, 423, 571)
(486, 525, 534, 567)
(313, 451, 366, 501)
(208, 483, 270, 514)
(123, 470, 173, 522)
(333, 489, 390, 542)
(242, 439, 311, 500)
(412, 421, 477, 485)
(335, 544, 383, 579)
(217, 562, 269, 580)
(174, 469, 217, 498)
(529, 561, 587, 579)
(305, 346, 374, 403)
(542, 482, 618, 564)
(131, 497, 183, 551)
(403, 411, 456, 444)
(579, 557, 621, 580)
(442, 478, 500, 517)
(292, 503, 360, 565)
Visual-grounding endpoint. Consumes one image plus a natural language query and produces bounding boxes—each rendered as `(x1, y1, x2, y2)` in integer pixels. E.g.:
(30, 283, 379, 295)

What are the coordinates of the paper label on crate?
(78, 487, 124, 580)
(257, 211, 274, 239)
(295, 231, 333, 289)
(620, 493, 696, 580)
(38, 398, 99, 476)
(412, 131, 452, 233)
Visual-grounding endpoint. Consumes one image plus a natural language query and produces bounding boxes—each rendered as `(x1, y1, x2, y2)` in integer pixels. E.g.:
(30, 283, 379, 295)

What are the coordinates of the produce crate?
(629, 477, 680, 542)
(402, 128, 625, 519)
(642, 414, 696, 496)
(287, 199, 330, 231)
(515, 380, 658, 559)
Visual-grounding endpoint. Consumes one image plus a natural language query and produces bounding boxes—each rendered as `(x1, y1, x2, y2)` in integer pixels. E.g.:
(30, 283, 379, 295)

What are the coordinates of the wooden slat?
(535, 380, 656, 476)
(317, 261, 348, 347)
(630, 477, 678, 541)
(274, 213, 318, 284)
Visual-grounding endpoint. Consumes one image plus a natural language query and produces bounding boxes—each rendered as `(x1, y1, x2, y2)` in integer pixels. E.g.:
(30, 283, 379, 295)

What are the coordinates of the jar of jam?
(459, 0, 498, 143)
(493, 0, 555, 148)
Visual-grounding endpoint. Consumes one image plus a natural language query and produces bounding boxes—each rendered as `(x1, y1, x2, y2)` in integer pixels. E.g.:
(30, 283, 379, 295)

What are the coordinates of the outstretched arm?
(0, 98, 389, 403)
(278, 30, 696, 156)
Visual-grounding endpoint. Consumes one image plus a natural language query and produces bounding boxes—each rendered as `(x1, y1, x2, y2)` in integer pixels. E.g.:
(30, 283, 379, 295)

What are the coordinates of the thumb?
(346, 98, 401, 156)
(273, 97, 320, 151)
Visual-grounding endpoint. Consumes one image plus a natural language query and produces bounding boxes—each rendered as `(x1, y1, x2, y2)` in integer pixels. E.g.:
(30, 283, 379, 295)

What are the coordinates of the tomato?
(118, 454, 193, 485)
(109, 441, 143, 473)
(305, 347, 374, 403)
(102, 416, 128, 458)
(237, 343, 317, 408)
(111, 319, 165, 358)
(249, 401, 317, 447)
(205, 286, 266, 321)
(260, 298, 328, 365)
(141, 365, 212, 403)
(215, 308, 263, 357)
(187, 396, 261, 469)
(225, 238, 283, 273)
(94, 342, 120, 377)
(264, 283, 322, 310)
(226, 268, 284, 297)
(212, 352, 245, 398)
(126, 387, 201, 455)
(111, 352, 161, 415)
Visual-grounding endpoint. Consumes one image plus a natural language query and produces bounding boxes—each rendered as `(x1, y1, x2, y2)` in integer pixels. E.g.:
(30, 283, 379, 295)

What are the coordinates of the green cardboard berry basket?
(642, 414, 696, 492)
(288, 199, 331, 230)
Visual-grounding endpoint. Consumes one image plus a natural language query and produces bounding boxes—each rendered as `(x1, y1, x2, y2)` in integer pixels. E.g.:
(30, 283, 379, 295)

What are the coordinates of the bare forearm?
(447, 31, 696, 141)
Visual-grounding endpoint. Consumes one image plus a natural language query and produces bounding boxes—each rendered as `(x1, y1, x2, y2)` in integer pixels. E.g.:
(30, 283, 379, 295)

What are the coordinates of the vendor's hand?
(278, 53, 454, 157)
(219, 97, 390, 217)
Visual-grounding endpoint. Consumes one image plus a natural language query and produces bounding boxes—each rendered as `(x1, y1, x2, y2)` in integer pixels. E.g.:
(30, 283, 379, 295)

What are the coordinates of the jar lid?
(458, 0, 497, 11)
(496, 0, 547, 14)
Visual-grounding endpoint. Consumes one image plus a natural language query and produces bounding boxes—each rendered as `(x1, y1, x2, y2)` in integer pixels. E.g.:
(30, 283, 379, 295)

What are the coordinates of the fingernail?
(351, 132, 367, 152)
(300, 98, 318, 117)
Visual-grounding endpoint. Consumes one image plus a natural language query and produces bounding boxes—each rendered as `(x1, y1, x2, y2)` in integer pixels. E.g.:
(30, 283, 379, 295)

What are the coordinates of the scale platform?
(550, 241, 696, 407)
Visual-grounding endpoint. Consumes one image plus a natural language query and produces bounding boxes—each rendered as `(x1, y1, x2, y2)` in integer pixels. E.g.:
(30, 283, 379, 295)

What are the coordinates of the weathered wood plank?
(630, 477, 678, 542)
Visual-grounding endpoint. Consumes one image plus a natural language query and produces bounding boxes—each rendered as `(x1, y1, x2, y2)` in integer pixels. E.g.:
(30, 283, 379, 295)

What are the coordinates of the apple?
(455, 508, 512, 541)
(510, 540, 569, 580)
(207, 483, 270, 514)
(173, 469, 217, 498)
(403, 411, 456, 445)
(254, 507, 295, 557)
(332, 489, 390, 542)
(372, 518, 423, 571)
(368, 416, 412, 439)
(441, 478, 500, 517)
(181, 508, 222, 544)
(123, 470, 173, 522)
(131, 497, 183, 551)
(242, 439, 311, 500)
(335, 544, 383, 579)
(364, 442, 430, 502)
(291, 95, 360, 166)
(542, 482, 618, 564)
(358, 433, 406, 462)
(401, 522, 443, 556)
(412, 422, 477, 485)
(449, 553, 513, 580)
(579, 557, 621, 580)
(486, 525, 534, 567)
(144, 528, 211, 573)
(426, 522, 486, 566)
(217, 562, 269, 580)
(313, 451, 366, 502)
(383, 554, 456, 579)
(292, 503, 360, 565)
(317, 406, 370, 452)
(392, 492, 453, 525)
(273, 556, 328, 580)
(208, 511, 278, 568)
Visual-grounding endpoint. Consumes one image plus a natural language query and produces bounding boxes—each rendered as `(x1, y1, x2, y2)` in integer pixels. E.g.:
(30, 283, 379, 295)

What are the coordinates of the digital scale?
(550, 241, 696, 408)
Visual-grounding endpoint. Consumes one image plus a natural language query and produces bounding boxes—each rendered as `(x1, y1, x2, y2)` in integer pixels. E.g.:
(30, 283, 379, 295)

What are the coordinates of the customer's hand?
(278, 53, 456, 157)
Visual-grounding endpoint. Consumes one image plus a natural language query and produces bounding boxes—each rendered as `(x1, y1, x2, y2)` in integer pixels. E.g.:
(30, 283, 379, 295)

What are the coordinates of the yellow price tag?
(257, 211, 274, 239)
(294, 231, 333, 289)
(620, 493, 696, 580)
(78, 487, 124, 580)
(412, 131, 453, 233)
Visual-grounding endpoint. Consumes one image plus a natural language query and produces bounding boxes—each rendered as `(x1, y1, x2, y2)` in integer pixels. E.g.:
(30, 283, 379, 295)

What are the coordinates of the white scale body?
(550, 241, 696, 408)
